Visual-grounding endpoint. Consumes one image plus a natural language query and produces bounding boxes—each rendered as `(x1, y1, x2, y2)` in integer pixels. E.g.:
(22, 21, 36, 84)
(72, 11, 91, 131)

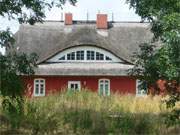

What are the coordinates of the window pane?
(106, 56, 112, 61)
(105, 84, 109, 95)
(75, 84, 78, 90)
(35, 80, 39, 83)
(40, 80, 44, 83)
(96, 52, 104, 60)
(105, 83, 109, 90)
(59, 56, 65, 60)
(70, 84, 74, 89)
(105, 80, 109, 83)
(35, 84, 39, 94)
(76, 51, 80, 60)
(91, 51, 95, 60)
(87, 51, 90, 60)
(87, 51, 95, 60)
(100, 80, 104, 83)
(67, 52, 75, 60)
(99, 83, 104, 95)
(96, 52, 100, 60)
(100, 53, 104, 60)
(76, 51, 84, 60)
(80, 51, 84, 60)
(71, 52, 75, 60)
(105, 84, 109, 92)
(40, 84, 44, 94)
(67, 54, 71, 60)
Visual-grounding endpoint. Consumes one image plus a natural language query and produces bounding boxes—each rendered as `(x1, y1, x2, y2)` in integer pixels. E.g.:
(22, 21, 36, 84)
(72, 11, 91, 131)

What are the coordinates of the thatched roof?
(34, 63, 134, 76)
(13, 21, 154, 76)
(14, 21, 153, 64)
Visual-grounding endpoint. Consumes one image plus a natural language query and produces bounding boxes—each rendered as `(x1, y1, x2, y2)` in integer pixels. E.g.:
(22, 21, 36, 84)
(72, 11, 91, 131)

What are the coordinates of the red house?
(14, 13, 153, 97)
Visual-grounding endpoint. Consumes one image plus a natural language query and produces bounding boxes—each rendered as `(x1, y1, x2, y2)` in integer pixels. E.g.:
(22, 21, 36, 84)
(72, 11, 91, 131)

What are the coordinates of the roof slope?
(34, 63, 134, 76)
(14, 21, 153, 64)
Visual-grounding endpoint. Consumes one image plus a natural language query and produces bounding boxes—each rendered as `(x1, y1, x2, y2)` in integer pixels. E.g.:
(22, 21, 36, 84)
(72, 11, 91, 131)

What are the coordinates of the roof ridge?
(43, 20, 150, 24)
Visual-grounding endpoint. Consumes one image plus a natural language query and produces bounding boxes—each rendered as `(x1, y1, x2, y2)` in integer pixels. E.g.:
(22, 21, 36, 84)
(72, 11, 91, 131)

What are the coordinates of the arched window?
(34, 79, 45, 96)
(98, 79, 110, 96)
(47, 46, 122, 63)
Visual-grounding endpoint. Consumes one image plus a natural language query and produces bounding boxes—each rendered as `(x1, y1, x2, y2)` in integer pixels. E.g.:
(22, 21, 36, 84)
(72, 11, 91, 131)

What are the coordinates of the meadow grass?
(0, 90, 179, 135)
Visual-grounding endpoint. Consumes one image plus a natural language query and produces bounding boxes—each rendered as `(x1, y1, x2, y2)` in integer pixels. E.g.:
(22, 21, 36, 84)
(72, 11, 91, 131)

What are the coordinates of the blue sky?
(0, 0, 140, 54)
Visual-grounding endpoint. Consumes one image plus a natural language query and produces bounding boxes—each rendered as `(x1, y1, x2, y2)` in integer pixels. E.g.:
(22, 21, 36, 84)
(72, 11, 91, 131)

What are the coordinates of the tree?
(126, 0, 180, 126)
(0, 0, 77, 129)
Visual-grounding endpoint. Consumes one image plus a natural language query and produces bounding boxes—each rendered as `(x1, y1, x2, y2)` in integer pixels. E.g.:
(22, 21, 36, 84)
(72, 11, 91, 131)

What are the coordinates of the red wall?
(23, 76, 136, 97)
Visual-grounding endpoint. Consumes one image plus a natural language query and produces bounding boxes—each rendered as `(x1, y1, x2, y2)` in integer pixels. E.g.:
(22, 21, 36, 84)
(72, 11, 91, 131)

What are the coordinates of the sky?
(0, 0, 141, 54)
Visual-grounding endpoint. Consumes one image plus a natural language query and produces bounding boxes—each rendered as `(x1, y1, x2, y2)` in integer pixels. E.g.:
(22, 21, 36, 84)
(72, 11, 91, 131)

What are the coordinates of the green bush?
(22, 99, 59, 135)
(1, 96, 24, 129)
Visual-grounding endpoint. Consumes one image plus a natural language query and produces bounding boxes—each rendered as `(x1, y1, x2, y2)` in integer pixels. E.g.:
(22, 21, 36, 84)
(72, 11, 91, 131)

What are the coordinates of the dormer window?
(47, 46, 122, 63)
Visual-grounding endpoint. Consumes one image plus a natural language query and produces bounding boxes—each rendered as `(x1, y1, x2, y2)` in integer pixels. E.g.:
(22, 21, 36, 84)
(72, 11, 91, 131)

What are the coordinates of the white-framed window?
(46, 46, 122, 63)
(76, 50, 84, 60)
(34, 79, 45, 96)
(87, 50, 95, 60)
(68, 81, 81, 91)
(96, 52, 104, 60)
(136, 79, 147, 96)
(67, 52, 75, 60)
(98, 79, 110, 96)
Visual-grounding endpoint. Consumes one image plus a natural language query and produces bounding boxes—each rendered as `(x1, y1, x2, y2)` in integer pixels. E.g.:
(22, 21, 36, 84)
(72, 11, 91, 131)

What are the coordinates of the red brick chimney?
(96, 14, 108, 29)
(65, 13, 73, 25)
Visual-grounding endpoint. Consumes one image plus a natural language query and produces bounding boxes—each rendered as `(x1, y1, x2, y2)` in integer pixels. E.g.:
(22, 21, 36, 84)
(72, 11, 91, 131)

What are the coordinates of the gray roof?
(14, 21, 154, 76)
(14, 21, 153, 64)
(34, 63, 134, 76)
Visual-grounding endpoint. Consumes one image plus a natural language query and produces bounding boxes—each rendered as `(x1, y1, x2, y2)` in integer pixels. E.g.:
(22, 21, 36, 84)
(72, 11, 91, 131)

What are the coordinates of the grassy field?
(0, 90, 179, 135)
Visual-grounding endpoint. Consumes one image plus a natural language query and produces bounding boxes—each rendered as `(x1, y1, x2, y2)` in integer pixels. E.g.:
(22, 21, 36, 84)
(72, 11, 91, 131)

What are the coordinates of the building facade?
(14, 13, 152, 97)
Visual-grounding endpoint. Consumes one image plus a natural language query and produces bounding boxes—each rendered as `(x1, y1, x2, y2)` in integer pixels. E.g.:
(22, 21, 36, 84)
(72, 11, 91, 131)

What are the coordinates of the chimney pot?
(96, 14, 108, 29)
(65, 13, 73, 25)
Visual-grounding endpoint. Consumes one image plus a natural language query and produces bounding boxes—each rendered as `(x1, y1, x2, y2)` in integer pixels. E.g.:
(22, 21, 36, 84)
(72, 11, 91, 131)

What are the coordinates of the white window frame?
(68, 81, 81, 91)
(46, 46, 122, 63)
(98, 79, 110, 96)
(34, 78, 45, 97)
(87, 50, 95, 60)
(136, 79, 147, 96)
(76, 50, 84, 60)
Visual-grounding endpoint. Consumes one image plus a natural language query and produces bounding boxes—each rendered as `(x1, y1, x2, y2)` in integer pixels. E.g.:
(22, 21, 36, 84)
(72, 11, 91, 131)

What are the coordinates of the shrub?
(22, 98, 59, 135)
(1, 96, 24, 129)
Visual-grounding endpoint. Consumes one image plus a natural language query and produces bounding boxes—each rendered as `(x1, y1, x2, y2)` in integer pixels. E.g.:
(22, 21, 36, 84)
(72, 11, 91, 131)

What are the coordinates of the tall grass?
(0, 90, 179, 135)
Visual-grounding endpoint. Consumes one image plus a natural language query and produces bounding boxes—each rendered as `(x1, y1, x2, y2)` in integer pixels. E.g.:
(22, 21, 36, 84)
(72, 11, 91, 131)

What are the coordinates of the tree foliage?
(0, 0, 77, 129)
(126, 0, 180, 126)
(0, 0, 77, 24)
